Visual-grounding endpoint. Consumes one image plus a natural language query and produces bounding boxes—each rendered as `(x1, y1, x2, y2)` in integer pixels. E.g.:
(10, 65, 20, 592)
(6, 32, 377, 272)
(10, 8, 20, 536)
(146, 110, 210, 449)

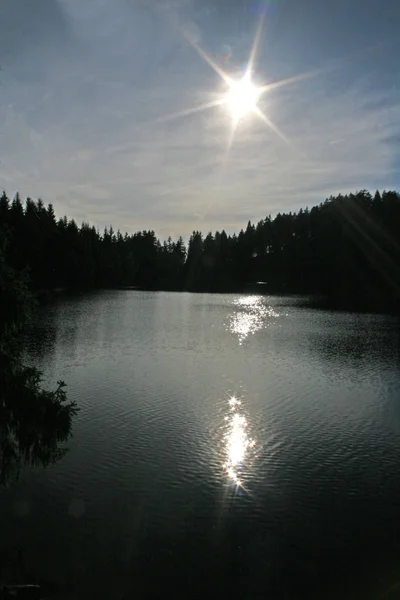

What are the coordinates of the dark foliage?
(1, 188, 400, 311)
(0, 225, 78, 487)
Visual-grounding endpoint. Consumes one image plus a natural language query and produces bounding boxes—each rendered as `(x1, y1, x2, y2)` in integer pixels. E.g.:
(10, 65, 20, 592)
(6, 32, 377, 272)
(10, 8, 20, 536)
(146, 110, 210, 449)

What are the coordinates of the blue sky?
(1, 0, 399, 238)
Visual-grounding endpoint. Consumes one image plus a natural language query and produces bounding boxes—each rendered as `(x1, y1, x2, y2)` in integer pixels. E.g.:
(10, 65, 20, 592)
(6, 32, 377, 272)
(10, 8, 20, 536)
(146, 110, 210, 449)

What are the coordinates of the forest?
(1, 188, 400, 312)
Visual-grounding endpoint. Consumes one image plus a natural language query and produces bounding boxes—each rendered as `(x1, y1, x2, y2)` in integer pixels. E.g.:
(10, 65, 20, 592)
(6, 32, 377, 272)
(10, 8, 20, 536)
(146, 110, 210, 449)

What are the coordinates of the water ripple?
(9, 291, 400, 600)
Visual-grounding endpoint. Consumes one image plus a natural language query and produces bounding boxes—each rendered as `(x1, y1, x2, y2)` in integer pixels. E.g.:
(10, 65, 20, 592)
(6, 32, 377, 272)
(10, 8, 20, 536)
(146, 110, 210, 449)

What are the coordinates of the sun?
(163, 11, 312, 144)
(226, 73, 261, 121)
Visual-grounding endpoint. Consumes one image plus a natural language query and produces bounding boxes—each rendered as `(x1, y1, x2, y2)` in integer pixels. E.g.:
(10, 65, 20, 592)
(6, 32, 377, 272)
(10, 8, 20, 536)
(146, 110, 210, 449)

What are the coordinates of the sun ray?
(159, 98, 226, 122)
(224, 117, 239, 162)
(260, 68, 323, 94)
(253, 106, 289, 144)
(248, 11, 266, 75)
(184, 32, 233, 87)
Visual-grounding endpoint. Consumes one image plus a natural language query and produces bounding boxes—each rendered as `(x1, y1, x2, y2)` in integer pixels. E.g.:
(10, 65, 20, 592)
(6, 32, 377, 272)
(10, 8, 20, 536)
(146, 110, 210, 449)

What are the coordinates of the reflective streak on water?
(229, 295, 280, 343)
(0, 291, 400, 600)
(222, 394, 257, 489)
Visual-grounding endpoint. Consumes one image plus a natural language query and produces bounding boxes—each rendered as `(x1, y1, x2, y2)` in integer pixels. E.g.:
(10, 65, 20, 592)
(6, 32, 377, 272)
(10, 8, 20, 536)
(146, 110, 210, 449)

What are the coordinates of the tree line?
(1, 188, 400, 311)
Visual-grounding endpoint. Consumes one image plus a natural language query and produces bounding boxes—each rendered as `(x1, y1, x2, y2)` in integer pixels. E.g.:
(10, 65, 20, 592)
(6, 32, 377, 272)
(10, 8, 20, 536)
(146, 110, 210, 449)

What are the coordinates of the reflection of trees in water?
(23, 321, 58, 361)
(0, 373, 78, 488)
(25, 299, 89, 369)
(305, 319, 400, 366)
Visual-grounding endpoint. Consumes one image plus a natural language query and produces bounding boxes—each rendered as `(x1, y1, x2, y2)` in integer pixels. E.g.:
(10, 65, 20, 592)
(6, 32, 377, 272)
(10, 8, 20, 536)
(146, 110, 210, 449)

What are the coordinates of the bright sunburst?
(161, 11, 319, 152)
(225, 72, 261, 121)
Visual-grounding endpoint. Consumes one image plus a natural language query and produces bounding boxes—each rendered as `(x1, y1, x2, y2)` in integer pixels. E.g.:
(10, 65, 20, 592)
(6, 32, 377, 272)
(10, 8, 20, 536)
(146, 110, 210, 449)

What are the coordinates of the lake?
(1, 291, 400, 599)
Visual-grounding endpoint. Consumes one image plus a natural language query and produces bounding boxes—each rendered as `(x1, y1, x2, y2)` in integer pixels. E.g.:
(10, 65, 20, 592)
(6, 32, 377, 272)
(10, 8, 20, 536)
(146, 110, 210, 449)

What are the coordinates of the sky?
(1, 0, 400, 239)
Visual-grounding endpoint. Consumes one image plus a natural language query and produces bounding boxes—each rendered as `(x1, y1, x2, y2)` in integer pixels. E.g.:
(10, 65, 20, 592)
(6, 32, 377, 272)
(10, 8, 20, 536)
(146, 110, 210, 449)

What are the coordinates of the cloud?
(1, 0, 400, 240)
(3, 75, 400, 237)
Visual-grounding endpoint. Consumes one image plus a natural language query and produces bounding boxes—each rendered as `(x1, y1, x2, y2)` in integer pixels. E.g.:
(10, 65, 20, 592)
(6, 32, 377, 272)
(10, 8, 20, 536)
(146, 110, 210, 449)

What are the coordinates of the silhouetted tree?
(1, 188, 399, 311)
(0, 227, 78, 486)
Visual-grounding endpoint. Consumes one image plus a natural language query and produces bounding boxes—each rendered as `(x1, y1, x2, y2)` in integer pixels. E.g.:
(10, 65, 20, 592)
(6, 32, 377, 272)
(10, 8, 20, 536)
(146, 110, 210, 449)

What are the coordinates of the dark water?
(1, 292, 400, 599)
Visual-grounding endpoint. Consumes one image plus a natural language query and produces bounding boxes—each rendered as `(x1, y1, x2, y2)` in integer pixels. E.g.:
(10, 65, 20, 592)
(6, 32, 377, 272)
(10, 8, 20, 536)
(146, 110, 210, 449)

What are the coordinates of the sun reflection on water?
(228, 296, 279, 344)
(223, 395, 256, 489)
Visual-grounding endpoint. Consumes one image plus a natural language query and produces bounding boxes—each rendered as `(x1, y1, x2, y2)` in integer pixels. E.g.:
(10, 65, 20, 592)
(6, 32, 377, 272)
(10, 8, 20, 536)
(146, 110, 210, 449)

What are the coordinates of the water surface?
(1, 292, 400, 599)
